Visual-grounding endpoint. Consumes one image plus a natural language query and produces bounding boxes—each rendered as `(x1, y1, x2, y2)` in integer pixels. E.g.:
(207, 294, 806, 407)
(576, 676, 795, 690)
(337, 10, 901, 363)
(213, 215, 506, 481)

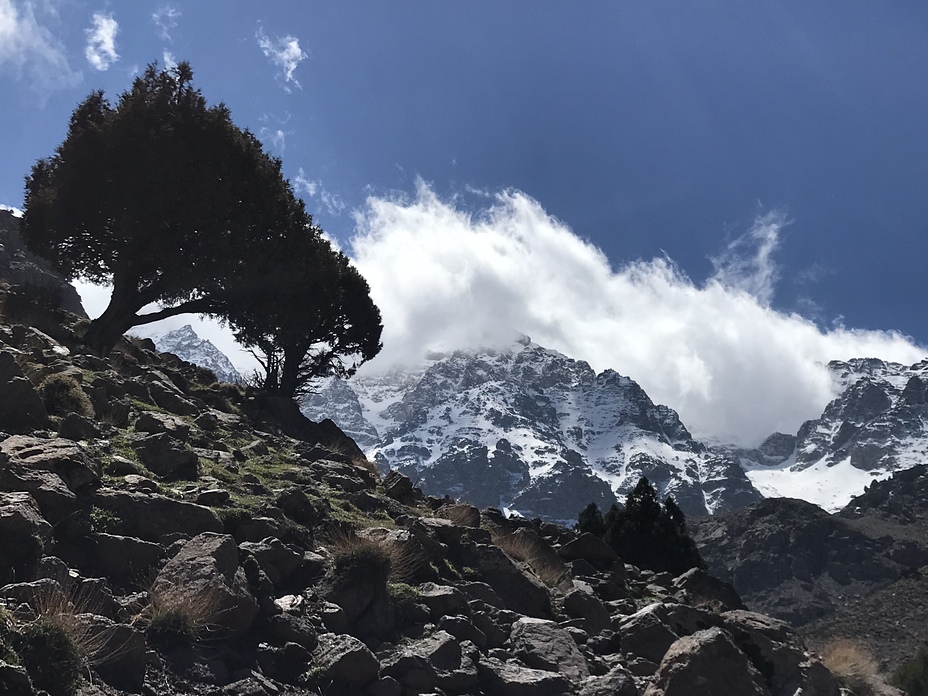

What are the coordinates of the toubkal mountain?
(303, 336, 763, 522)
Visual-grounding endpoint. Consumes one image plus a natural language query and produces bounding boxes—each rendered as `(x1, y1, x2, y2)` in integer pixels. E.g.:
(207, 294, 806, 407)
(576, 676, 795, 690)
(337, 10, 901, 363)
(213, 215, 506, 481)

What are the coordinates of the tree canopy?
(22, 61, 382, 392)
(23, 63, 308, 354)
(577, 477, 704, 575)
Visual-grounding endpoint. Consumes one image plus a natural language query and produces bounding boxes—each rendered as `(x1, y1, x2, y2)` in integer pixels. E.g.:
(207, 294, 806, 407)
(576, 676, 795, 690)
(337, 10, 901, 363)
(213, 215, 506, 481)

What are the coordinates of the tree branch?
(130, 298, 216, 327)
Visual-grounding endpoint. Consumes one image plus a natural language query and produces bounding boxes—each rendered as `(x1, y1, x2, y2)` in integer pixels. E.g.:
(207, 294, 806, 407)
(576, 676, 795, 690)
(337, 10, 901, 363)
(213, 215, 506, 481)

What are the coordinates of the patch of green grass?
(89, 506, 121, 533)
(16, 618, 83, 696)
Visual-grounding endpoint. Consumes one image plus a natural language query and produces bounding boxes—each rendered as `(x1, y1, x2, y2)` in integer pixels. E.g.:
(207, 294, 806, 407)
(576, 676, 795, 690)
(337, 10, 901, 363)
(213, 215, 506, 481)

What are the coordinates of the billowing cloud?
(0, 0, 80, 92)
(152, 5, 180, 41)
(84, 12, 118, 71)
(351, 182, 926, 446)
(294, 168, 345, 216)
(162, 50, 177, 70)
(256, 26, 308, 93)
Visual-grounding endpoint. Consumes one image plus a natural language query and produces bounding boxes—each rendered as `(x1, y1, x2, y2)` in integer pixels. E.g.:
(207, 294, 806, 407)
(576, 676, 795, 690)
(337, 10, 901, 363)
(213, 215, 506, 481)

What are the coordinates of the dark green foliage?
(16, 619, 82, 696)
(145, 608, 196, 650)
(576, 501, 606, 537)
(22, 62, 307, 355)
(580, 477, 704, 575)
(894, 645, 928, 695)
(220, 230, 382, 398)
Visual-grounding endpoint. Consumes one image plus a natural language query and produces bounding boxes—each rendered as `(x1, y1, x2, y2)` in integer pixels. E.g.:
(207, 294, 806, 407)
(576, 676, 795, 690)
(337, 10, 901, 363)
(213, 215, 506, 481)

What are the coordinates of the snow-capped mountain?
(152, 325, 243, 384)
(740, 357, 928, 512)
(302, 336, 762, 522)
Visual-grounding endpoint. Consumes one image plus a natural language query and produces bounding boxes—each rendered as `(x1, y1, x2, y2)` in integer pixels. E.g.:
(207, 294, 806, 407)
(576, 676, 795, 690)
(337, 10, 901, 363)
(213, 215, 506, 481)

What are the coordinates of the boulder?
(564, 582, 613, 634)
(0, 466, 77, 523)
(132, 433, 199, 480)
(238, 537, 303, 589)
(509, 617, 590, 682)
(91, 489, 222, 542)
(0, 660, 32, 696)
(134, 411, 192, 440)
(0, 492, 51, 584)
(57, 413, 101, 441)
(417, 582, 468, 617)
(471, 543, 552, 618)
(152, 532, 258, 635)
(643, 627, 770, 696)
(619, 603, 680, 664)
(559, 533, 619, 564)
(313, 633, 380, 685)
(0, 351, 48, 434)
(672, 567, 745, 611)
(579, 664, 640, 696)
(1, 436, 100, 492)
(69, 533, 163, 585)
(476, 657, 574, 696)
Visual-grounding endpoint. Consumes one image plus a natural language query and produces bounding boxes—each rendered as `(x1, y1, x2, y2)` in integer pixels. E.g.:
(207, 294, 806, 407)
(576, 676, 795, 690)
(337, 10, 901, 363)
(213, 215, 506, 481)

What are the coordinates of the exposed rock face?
(0, 210, 86, 317)
(692, 497, 922, 625)
(302, 338, 763, 521)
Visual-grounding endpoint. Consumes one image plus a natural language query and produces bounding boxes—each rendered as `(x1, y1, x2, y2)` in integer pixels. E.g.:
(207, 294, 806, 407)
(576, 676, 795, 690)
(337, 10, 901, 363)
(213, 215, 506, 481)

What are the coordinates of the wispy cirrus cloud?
(294, 168, 346, 217)
(350, 182, 926, 446)
(256, 25, 308, 93)
(84, 11, 119, 71)
(152, 4, 180, 41)
(0, 0, 80, 93)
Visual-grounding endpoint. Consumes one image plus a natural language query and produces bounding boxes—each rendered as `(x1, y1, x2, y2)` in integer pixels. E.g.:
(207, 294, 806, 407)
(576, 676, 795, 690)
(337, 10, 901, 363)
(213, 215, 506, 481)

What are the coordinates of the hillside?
(0, 303, 852, 694)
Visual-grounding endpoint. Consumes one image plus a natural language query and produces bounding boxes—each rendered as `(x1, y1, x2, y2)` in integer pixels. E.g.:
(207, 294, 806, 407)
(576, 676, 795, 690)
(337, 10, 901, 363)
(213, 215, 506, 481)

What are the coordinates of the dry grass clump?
(490, 528, 570, 588)
(437, 503, 481, 527)
(38, 373, 94, 418)
(820, 638, 881, 696)
(135, 584, 226, 646)
(328, 529, 425, 584)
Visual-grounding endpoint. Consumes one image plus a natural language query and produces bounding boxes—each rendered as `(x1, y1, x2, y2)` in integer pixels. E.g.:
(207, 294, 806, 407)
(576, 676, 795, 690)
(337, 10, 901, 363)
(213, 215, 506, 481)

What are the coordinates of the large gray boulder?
(313, 633, 380, 685)
(91, 489, 222, 542)
(643, 627, 770, 696)
(0, 491, 51, 584)
(152, 532, 258, 636)
(1, 436, 101, 492)
(471, 543, 552, 618)
(477, 657, 574, 696)
(0, 350, 48, 434)
(509, 617, 590, 682)
(132, 432, 199, 480)
(579, 664, 639, 696)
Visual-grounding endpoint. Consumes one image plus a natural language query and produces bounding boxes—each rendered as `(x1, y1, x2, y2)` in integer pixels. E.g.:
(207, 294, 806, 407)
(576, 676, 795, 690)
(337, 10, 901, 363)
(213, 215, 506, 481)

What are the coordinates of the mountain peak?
(154, 325, 243, 384)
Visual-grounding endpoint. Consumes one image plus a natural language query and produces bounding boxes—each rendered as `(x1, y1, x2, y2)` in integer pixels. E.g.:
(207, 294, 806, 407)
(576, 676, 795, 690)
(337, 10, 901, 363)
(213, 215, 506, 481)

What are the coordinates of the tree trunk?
(81, 285, 140, 355)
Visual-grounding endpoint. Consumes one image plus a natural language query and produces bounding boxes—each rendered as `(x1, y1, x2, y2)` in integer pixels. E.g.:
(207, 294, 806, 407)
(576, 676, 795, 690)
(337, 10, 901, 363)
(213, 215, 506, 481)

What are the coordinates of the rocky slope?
(152, 324, 243, 385)
(692, 463, 928, 671)
(0, 309, 850, 695)
(302, 338, 763, 523)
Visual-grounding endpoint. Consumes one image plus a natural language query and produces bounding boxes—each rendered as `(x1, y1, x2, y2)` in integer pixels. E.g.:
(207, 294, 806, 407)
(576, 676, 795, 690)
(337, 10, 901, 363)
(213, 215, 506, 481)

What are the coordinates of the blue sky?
(3, 1, 928, 443)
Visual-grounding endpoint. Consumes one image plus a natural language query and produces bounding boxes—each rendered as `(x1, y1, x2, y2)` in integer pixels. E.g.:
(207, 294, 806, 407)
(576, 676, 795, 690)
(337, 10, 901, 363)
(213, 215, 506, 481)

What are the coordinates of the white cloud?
(256, 26, 308, 93)
(84, 12, 118, 71)
(350, 182, 926, 446)
(152, 5, 180, 41)
(0, 0, 80, 92)
(162, 50, 177, 70)
(0, 203, 23, 217)
(294, 168, 345, 216)
(710, 210, 783, 306)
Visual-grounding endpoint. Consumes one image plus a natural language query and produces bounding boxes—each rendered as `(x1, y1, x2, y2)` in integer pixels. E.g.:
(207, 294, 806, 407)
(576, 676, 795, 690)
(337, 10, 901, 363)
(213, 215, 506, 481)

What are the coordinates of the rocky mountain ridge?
(0, 304, 857, 694)
(302, 338, 763, 523)
(151, 324, 243, 385)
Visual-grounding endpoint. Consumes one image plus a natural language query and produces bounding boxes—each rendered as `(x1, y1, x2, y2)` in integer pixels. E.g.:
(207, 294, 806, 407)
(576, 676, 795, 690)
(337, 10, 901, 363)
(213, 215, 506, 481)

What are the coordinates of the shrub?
(38, 373, 94, 418)
(894, 645, 928, 696)
(138, 585, 224, 649)
(821, 638, 880, 696)
(16, 618, 83, 696)
(490, 529, 570, 587)
(329, 531, 424, 585)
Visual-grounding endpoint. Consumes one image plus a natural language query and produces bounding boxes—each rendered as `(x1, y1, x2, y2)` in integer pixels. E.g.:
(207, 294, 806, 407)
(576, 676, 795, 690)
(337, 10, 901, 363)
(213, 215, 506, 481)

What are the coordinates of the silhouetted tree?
(576, 501, 606, 537)
(578, 477, 704, 575)
(23, 62, 303, 354)
(219, 226, 382, 398)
